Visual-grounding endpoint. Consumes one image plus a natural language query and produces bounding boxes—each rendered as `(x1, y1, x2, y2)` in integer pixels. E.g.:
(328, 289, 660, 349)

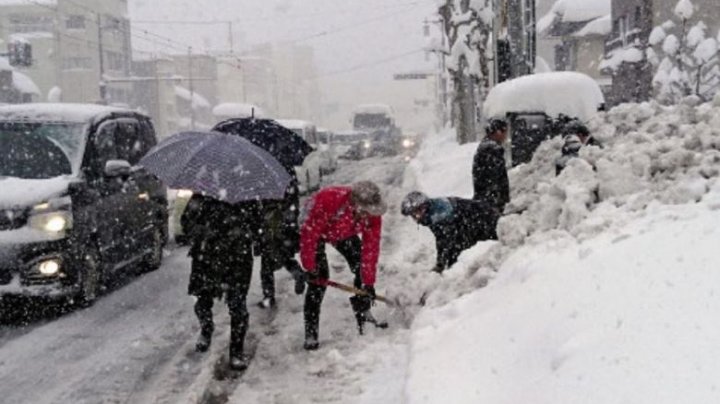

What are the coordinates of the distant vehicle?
(275, 119, 323, 194)
(316, 127, 338, 174)
(484, 71, 605, 166)
(0, 104, 168, 307)
(351, 104, 402, 156)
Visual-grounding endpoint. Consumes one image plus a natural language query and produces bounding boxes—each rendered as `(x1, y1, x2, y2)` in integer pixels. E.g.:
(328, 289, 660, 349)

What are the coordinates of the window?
(66, 15, 86, 30)
(92, 122, 119, 174)
(9, 14, 53, 33)
(116, 119, 144, 165)
(106, 51, 126, 72)
(634, 7, 642, 29)
(62, 57, 92, 70)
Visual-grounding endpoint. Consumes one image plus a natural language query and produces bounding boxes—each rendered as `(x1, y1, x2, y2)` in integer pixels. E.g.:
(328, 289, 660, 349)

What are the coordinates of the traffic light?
(8, 40, 32, 67)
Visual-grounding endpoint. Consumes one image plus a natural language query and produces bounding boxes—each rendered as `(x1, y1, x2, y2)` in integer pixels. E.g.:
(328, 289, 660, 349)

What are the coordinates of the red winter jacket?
(300, 186, 382, 286)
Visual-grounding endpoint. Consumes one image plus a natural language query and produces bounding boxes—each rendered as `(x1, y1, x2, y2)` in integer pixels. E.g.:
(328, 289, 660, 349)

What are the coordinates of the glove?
(362, 285, 376, 302)
(304, 270, 321, 284)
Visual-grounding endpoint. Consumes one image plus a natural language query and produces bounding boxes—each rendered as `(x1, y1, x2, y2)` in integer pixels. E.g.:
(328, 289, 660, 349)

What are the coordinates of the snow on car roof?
(484, 72, 605, 121)
(0, 103, 138, 123)
(276, 119, 314, 130)
(212, 103, 266, 119)
(353, 104, 393, 115)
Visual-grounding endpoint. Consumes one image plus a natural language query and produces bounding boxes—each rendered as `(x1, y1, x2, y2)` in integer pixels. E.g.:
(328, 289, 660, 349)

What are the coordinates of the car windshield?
(0, 121, 86, 179)
(353, 114, 390, 129)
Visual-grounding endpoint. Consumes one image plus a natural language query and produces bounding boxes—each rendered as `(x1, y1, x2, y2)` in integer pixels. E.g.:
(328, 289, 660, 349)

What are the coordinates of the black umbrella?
(139, 131, 291, 203)
(212, 118, 314, 168)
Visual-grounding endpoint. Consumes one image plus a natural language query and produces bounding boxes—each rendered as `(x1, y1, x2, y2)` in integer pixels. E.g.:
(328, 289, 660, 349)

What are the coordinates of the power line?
(310, 48, 426, 80)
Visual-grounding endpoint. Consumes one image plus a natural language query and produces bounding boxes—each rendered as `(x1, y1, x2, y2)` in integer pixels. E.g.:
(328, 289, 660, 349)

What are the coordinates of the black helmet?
(563, 119, 589, 137)
(485, 118, 508, 135)
(401, 191, 429, 216)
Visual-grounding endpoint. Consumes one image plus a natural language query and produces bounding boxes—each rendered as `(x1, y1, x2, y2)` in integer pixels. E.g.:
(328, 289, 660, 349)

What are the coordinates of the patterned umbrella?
(139, 131, 291, 203)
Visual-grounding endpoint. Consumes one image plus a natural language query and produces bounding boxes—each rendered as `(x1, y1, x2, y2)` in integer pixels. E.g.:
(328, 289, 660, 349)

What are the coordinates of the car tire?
(76, 251, 101, 308)
(142, 227, 164, 272)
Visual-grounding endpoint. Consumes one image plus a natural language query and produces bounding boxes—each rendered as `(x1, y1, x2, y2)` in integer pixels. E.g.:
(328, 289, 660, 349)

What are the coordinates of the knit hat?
(350, 181, 387, 216)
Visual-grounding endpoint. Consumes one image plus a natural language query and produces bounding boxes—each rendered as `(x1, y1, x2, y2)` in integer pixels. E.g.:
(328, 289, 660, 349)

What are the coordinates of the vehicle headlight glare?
(38, 259, 60, 276)
(30, 211, 72, 233)
(402, 139, 413, 148)
(177, 189, 194, 198)
(363, 141, 372, 149)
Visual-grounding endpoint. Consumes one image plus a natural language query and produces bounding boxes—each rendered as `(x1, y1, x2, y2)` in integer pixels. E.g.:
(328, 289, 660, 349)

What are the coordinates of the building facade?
(0, 0, 132, 104)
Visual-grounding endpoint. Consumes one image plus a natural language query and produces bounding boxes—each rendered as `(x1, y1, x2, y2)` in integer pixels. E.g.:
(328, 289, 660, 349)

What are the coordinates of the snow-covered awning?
(174, 85, 210, 110)
(13, 71, 41, 96)
(573, 15, 612, 38)
(484, 72, 605, 121)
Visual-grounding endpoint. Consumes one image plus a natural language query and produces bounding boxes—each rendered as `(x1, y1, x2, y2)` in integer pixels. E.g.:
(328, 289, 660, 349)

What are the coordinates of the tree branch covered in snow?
(651, 0, 720, 104)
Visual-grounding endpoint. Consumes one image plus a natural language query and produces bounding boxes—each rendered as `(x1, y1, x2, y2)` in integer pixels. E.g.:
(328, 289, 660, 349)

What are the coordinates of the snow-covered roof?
(484, 72, 605, 121)
(10, 32, 53, 41)
(600, 46, 644, 72)
(0, 103, 134, 123)
(353, 104, 393, 115)
(573, 15, 612, 37)
(212, 103, 266, 119)
(276, 119, 315, 130)
(12, 71, 40, 95)
(174, 85, 211, 110)
(539, 0, 610, 36)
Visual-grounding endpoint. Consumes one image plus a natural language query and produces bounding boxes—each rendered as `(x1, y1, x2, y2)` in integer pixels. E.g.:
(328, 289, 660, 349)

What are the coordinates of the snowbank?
(484, 72, 605, 121)
(403, 99, 720, 403)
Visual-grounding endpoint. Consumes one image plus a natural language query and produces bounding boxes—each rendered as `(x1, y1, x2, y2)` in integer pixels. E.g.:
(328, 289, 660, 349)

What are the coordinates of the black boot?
(195, 327, 213, 352)
(349, 295, 372, 335)
(194, 295, 214, 352)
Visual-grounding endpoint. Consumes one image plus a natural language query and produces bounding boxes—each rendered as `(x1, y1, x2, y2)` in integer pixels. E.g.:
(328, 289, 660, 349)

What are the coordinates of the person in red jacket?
(300, 181, 387, 350)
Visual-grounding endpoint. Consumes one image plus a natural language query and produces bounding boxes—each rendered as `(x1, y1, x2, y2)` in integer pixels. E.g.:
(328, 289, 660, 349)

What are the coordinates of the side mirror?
(104, 160, 132, 178)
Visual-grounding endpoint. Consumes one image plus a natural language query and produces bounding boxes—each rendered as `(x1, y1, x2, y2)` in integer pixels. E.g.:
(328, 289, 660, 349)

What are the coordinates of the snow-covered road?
(0, 156, 424, 404)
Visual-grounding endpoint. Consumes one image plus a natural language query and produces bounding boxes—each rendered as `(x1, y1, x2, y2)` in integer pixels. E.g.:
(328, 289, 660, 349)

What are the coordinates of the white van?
(276, 119, 323, 194)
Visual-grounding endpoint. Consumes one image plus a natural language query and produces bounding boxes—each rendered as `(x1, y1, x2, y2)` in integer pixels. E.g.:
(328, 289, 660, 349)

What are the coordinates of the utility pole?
(188, 47, 195, 130)
(227, 21, 234, 54)
(97, 13, 107, 104)
(425, 18, 449, 130)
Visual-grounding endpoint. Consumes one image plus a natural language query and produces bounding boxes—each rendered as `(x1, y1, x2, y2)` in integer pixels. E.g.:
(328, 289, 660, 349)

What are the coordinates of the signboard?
(393, 73, 432, 80)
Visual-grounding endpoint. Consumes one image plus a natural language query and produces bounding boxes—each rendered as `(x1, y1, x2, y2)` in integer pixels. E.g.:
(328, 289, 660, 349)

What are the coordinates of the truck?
(351, 104, 403, 156)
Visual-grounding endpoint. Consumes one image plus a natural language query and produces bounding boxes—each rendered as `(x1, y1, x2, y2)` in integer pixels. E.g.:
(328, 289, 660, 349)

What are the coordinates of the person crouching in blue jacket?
(401, 191, 498, 273)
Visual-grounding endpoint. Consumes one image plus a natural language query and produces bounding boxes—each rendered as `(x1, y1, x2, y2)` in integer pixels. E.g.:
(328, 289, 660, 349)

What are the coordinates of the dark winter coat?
(555, 135, 602, 175)
(418, 197, 498, 271)
(181, 194, 264, 297)
(472, 138, 510, 213)
(257, 177, 301, 259)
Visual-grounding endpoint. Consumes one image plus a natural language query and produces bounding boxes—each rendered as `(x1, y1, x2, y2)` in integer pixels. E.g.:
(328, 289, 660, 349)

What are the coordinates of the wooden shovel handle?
(312, 278, 393, 306)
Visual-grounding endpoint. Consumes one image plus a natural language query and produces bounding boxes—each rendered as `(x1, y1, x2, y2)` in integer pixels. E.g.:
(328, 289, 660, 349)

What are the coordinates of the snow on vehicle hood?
(0, 176, 73, 209)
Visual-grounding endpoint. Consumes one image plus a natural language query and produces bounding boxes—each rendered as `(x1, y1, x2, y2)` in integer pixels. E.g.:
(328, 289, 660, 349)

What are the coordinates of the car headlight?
(176, 189, 194, 198)
(29, 211, 73, 233)
(402, 139, 414, 148)
(363, 140, 372, 149)
(38, 259, 61, 276)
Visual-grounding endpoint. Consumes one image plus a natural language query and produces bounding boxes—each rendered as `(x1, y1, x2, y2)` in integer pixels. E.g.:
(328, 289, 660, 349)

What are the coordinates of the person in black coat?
(555, 119, 602, 175)
(181, 194, 263, 371)
(473, 118, 510, 215)
(256, 178, 306, 309)
(401, 191, 498, 273)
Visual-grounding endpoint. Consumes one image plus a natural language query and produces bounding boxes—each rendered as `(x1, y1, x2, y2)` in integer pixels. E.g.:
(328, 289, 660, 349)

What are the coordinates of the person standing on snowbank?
(299, 181, 386, 350)
(181, 194, 263, 371)
(401, 191, 498, 273)
(473, 118, 510, 215)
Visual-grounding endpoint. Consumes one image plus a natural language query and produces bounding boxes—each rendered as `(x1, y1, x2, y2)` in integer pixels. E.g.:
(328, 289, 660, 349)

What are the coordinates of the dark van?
(0, 104, 167, 306)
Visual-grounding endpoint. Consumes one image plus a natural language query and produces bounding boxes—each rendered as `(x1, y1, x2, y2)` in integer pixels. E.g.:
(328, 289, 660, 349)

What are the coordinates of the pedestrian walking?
(472, 118, 510, 214)
(299, 181, 387, 350)
(401, 191, 497, 273)
(257, 180, 306, 309)
(181, 194, 264, 371)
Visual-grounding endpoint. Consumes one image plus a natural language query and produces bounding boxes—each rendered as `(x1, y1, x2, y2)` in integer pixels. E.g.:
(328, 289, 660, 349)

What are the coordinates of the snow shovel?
(315, 278, 396, 307)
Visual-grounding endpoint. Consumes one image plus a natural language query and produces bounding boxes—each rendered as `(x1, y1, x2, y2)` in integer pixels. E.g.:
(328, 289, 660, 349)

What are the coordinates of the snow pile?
(484, 72, 605, 121)
(404, 99, 720, 403)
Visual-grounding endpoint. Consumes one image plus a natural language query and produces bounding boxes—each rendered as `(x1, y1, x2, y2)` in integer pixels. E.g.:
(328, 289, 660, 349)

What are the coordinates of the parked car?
(0, 103, 168, 307)
(276, 119, 323, 194)
(483, 71, 605, 166)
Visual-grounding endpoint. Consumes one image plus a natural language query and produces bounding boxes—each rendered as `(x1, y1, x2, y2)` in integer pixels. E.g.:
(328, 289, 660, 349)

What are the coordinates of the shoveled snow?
(484, 72, 605, 121)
